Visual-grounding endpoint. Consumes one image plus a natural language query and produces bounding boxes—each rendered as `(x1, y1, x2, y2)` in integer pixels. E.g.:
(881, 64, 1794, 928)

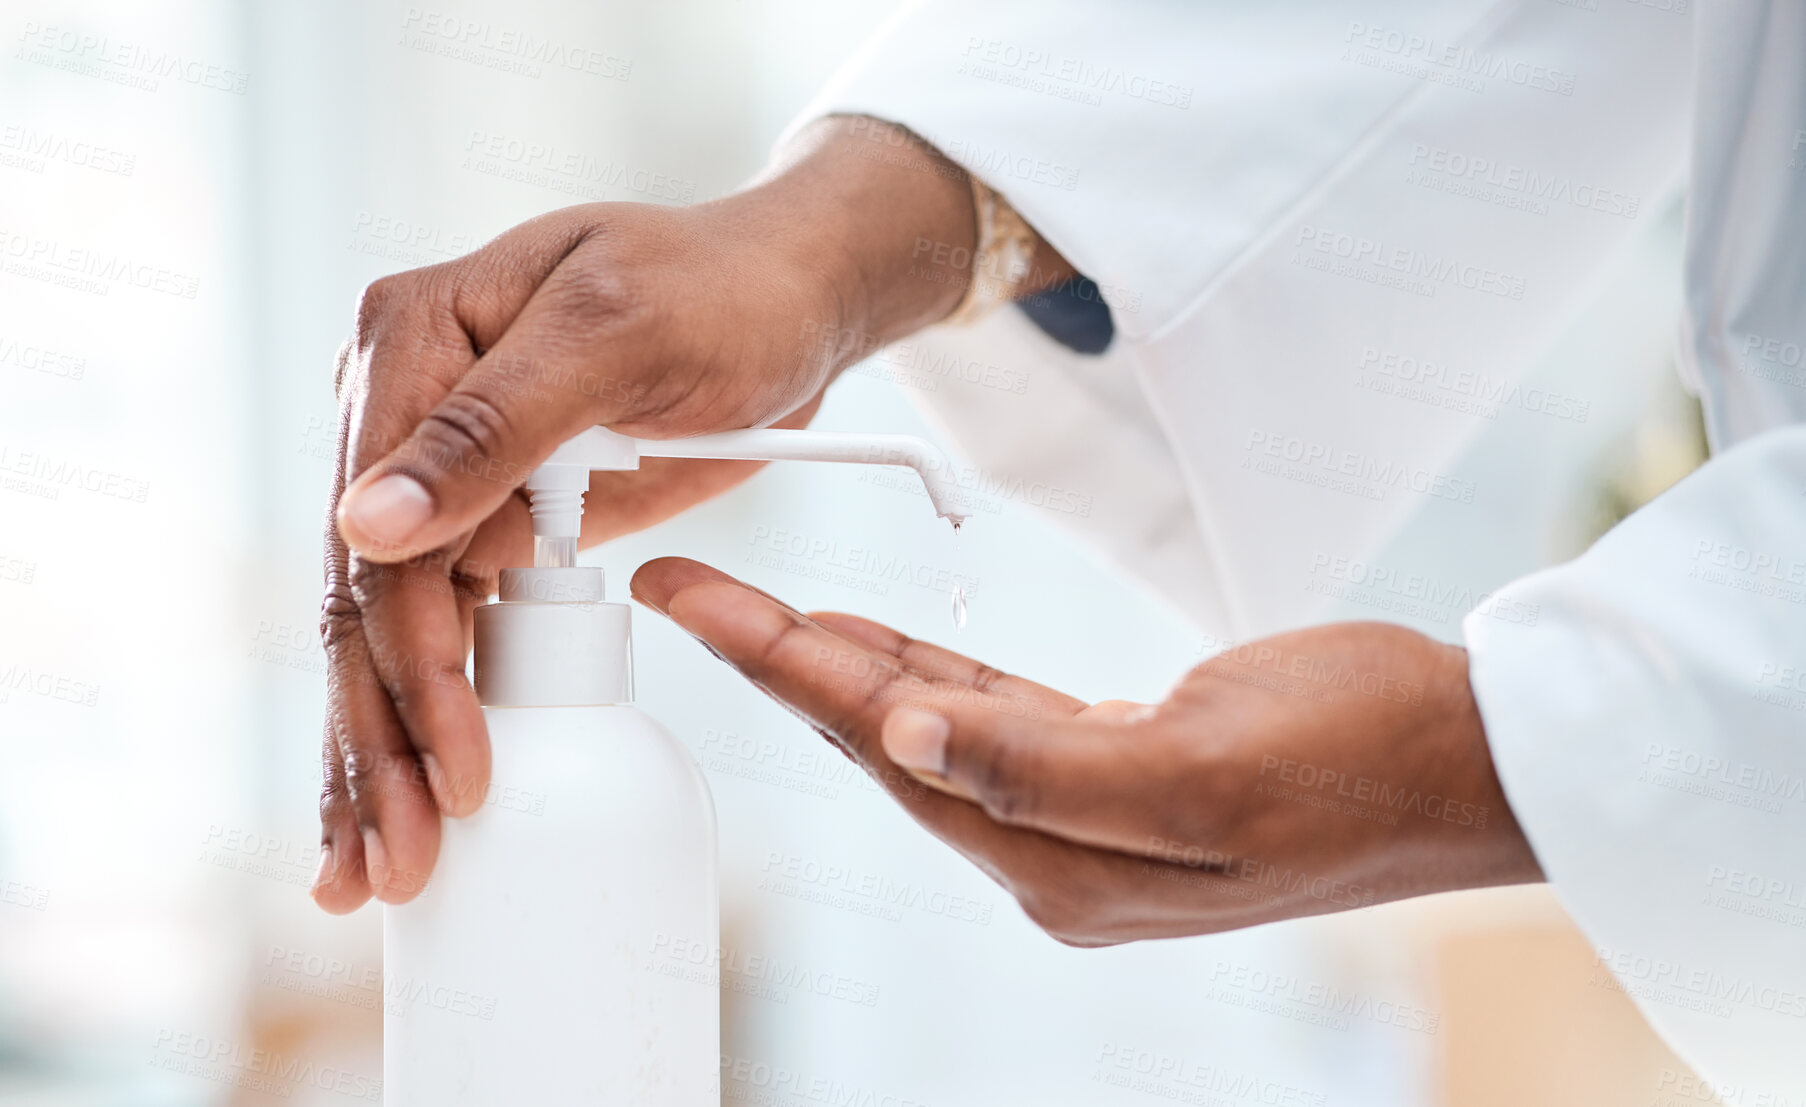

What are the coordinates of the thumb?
(880, 705, 1143, 852)
(336, 343, 604, 563)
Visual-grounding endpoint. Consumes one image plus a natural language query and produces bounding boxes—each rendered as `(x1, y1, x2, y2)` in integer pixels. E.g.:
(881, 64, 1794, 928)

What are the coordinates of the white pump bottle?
(382, 427, 964, 1105)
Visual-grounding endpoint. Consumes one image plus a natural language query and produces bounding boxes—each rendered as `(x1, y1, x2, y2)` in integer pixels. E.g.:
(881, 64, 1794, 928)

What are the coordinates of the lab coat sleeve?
(779, 0, 1541, 341)
(1463, 4, 1806, 1091)
(1676, 1, 1806, 450)
(1463, 428, 1806, 1095)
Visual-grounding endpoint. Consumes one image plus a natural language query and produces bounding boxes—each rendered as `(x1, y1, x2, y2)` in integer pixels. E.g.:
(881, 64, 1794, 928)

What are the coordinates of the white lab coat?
(787, 0, 1806, 1092)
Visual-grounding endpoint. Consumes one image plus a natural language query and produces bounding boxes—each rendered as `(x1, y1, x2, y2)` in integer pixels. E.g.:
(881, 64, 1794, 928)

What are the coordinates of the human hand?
(313, 117, 989, 911)
(630, 558, 1543, 944)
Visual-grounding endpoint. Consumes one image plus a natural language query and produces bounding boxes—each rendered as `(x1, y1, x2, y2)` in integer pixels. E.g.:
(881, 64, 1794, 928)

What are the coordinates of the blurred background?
(0, 1, 1713, 1104)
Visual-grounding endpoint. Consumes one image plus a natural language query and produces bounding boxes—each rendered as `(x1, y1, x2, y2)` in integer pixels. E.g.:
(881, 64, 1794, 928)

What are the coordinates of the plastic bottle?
(384, 564, 718, 1105)
(382, 424, 964, 1102)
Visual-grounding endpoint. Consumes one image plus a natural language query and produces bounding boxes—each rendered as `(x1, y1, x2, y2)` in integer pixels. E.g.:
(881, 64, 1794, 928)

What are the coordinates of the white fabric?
(1467, 426, 1806, 1096)
(1463, 1, 1806, 1092)
(786, 0, 1693, 637)
(1677, 1, 1806, 449)
(790, 0, 1805, 1088)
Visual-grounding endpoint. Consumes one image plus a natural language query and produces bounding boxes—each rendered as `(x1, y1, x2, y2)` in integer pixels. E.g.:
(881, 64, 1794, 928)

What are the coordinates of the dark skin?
(314, 115, 1541, 937)
(627, 558, 1541, 944)
(315, 116, 1074, 910)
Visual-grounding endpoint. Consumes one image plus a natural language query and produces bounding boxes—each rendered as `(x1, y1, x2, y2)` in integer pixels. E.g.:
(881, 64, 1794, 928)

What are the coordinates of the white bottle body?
(384, 703, 718, 1105)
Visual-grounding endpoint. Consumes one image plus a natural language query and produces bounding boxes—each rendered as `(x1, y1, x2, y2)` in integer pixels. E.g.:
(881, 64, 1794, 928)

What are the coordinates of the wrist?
(1433, 644, 1545, 887)
(736, 115, 977, 355)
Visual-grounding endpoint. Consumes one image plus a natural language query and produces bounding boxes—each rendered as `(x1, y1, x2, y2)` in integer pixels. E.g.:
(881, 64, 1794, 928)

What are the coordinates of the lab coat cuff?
(1461, 426, 1806, 1094)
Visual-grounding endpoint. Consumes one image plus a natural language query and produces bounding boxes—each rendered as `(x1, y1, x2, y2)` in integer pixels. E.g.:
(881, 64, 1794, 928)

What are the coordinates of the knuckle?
(319, 773, 350, 822)
(413, 389, 517, 472)
(968, 663, 1007, 694)
(340, 743, 381, 793)
(339, 746, 410, 807)
(352, 274, 408, 335)
(345, 555, 404, 606)
(318, 749, 351, 822)
(318, 581, 363, 654)
(543, 249, 647, 330)
(968, 733, 1038, 824)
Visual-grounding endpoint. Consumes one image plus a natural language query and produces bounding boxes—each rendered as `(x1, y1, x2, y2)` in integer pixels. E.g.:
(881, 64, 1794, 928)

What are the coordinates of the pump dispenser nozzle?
(524, 426, 967, 566)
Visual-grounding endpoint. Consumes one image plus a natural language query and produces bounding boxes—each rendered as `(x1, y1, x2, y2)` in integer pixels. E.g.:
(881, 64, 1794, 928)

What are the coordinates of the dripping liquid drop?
(949, 516, 967, 630)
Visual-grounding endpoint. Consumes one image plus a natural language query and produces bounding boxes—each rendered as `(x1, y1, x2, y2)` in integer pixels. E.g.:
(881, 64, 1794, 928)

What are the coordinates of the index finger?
(807, 610, 1089, 717)
(630, 557, 1233, 941)
(634, 560, 1045, 754)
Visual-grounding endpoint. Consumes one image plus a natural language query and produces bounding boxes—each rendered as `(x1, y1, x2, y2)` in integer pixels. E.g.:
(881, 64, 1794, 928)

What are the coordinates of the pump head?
(524, 426, 968, 568)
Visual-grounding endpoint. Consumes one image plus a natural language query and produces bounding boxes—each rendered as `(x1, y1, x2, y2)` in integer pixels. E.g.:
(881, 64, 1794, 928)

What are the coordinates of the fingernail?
(340, 473, 433, 549)
(310, 844, 335, 895)
(882, 708, 951, 777)
(420, 752, 454, 812)
(361, 827, 388, 889)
